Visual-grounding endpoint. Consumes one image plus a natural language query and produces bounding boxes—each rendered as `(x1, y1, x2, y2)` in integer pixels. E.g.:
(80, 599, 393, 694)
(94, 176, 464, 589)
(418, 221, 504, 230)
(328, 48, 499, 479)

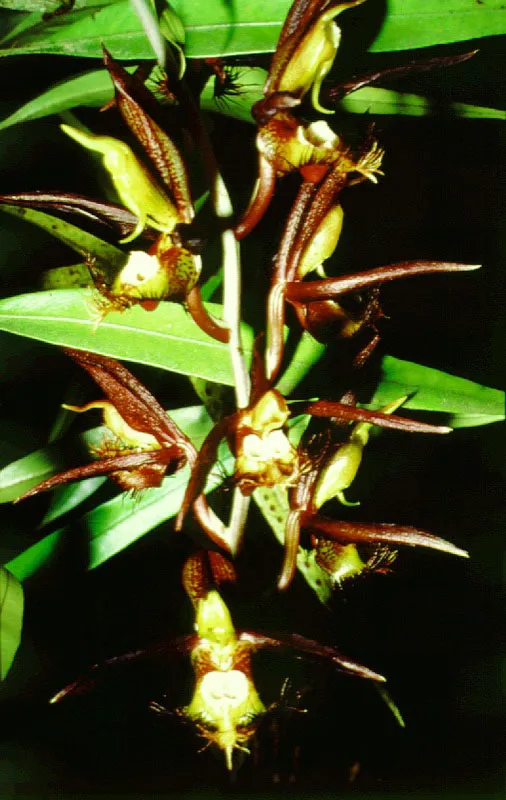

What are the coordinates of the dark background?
(0, 10, 504, 799)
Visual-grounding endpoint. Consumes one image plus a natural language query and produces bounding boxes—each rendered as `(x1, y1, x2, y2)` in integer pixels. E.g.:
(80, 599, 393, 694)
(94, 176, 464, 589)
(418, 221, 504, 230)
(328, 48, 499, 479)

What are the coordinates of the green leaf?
(0, 566, 23, 679)
(254, 486, 333, 605)
(130, 0, 167, 66)
(0, 0, 162, 59)
(40, 264, 94, 290)
(1, 0, 506, 61)
(0, 425, 104, 503)
(0, 289, 250, 385)
(40, 476, 107, 527)
(0, 1, 52, 9)
(370, 0, 506, 52)
(0, 204, 125, 267)
(0, 69, 114, 130)
(172, 0, 506, 58)
(6, 70, 503, 133)
(370, 356, 505, 428)
(0, 0, 111, 15)
(6, 405, 234, 577)
(275, 332, 326, 397)
(339, 87, 506, 120)
(200, 67, 266, 123)
(0, 447, 68, 503)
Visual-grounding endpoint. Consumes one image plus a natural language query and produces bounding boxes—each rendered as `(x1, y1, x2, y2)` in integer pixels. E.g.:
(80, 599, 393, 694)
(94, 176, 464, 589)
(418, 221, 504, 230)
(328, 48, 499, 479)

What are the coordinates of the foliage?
(0, 0, 504, 790)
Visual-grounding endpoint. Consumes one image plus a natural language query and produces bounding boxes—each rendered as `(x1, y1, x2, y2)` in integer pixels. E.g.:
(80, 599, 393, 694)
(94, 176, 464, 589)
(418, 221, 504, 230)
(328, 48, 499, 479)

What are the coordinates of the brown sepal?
(328, 50, 478, 103)
(304, 399, 452, 434)
(0, 191, 139, 239)
(285, 260, 480, 303)
(102, 47, 193, 223)
(239, 629, 385, 682)
(303, 516, 468, 558)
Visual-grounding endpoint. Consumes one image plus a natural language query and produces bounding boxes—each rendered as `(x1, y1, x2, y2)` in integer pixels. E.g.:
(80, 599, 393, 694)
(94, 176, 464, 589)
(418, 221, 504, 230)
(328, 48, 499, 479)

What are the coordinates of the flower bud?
(312, 396, 408, 509)
(297, 204, 344, 279)
(275, 0, 366, 113)
(61, 125, 179, 242)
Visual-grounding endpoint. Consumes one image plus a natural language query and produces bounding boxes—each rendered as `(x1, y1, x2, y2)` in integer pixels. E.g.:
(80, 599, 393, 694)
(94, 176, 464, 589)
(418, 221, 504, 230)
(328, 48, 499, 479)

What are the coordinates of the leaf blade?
(0, 566, 23, 680)
(2, 0, 505, 61)
(370, 356, 505, 427)
(339, 87, 506, 120)
(0, 290, 250, 385)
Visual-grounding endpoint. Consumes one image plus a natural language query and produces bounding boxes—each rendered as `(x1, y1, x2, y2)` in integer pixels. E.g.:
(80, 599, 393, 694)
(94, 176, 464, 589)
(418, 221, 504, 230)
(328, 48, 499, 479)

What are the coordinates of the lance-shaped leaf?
(303, 517, 469, 559)
(370, 356, 505, 429)
(0, 566, 24, 680)
(0, 68, 116, 131)
(1, 1, 506, 61)
(0, 203, 125, 268)
(0, 290, 245, 384)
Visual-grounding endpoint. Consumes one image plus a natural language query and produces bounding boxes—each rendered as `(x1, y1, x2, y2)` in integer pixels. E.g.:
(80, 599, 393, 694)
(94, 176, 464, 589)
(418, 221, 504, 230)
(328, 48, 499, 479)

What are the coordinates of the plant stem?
(212, 173, 251, 409)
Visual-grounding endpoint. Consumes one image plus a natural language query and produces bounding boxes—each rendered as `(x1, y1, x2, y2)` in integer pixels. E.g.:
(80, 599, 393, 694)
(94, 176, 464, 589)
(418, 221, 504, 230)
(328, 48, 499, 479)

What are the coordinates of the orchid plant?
(0, 0, 504, 785)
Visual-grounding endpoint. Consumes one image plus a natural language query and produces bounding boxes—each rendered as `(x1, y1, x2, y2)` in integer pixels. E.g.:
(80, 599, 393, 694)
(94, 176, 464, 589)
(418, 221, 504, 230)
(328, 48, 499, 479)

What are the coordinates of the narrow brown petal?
(328, 50, 478, 102)
(182, 551, 236, 608)
(274, 180, 319, 283)
(353, 332, 381, 369)
(264, 0, 320, 95)
(239, 630, 386, 682)
(234, 156, 277, 240)
(304, 517, 469, 558)
(286, 261, 481, 302)
(186, 287, 230, 343)
(49, 635, 197, 704)
(0, 192, 138, 238)
(16, 449, 180, 502)
(192, 495, 231, 553)
(276, 0, 323, 50)
(175, 415, 235, 531)
(266, 182, 319, 382)
(304, 400, 452, 434)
